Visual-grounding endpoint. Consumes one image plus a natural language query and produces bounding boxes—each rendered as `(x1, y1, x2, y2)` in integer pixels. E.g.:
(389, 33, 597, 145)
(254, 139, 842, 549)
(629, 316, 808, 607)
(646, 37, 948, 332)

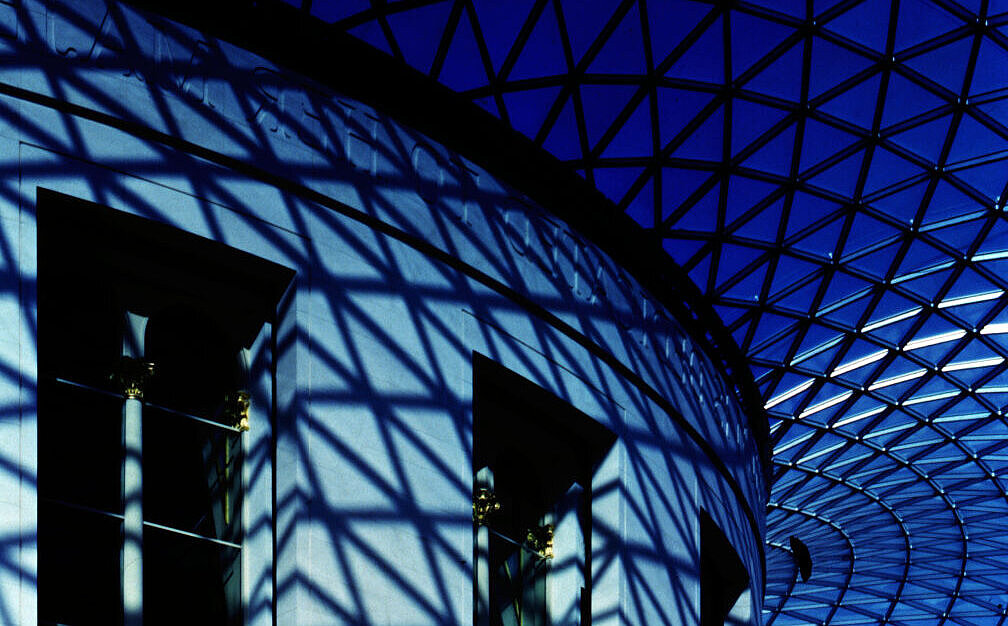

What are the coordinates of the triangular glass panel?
(671, 181, 718, 232)
(722, 260, 771, 301)
(953, 158, 1008, 203)
(924, 179, 982, 224)
(845, 212, 902, 257)
(894, 0, 965, 52)
(776, 278, 825, 316)
(923, 216, 987, 252)
(349, 20, 395, 56)
(806, 149, 865, 197)
(945, 359, 998, 389)
(748, 0, 807, 15)
(656, 87, 717, 146)
(439, 9, 491, 91)
(312, 0, 371, 22)
(897, 267, 954, 306)
(977, 95, 1008, 129)
(472, 0, 537, 72)
(625, 176, 656, 228)
(732, 99, 790, 156)
(808, 37, 875, 100)
(580, 84, 638, 149)
(864, 147, 925, 196)
(508, 4, 568, 81)
(730, 11, 796, 80)
(587, 3, 646, 74)
(687, 250, 712, 290)
(823, 0, 891, 52)
(385, 2, 454, 74)
(751, 311, 800, 349)
(769, 255, 822, 299)
(846, 239, 903, 280)
(870, 179, 927, 224)
(813, 0, 847, 18)
(903, 36, 974, 94)
(602, 93, 653, 158)
(713, 303, 750, 328)
(734, 197, 786, 242)
(970, 214, 1008, 258)
(559, 0, 616, 66)
(794, 322, 845, 363)
(818, 73, 882, 130)
(741, 123, 796, 176)
(745, 40, 805, 101)
(725, 176, 780, 224)
(820, 286, 874, 331)
(821, 269, 874, 309)
(887, 115, 953, 165)
(665, 14, 725, 83)
(787, 191, 843, 239)
(473, 95, 498, 116)
(799, 118, 862, 172)
(794, 217, 845, 259)
(596, 166, 645, 204)
(940, 263, 1001, 302)
(969, 32, 1008, 96)
(897, 236, 947, 275)
(662, 235, 707, 267)
(730, 316, 755, 349)
(648, 0, 712, 67)
(880, 72, 947, 128)
(947, 114, 1007, 165)
(661, 167, 714, 217)
(670, 105, 724, 161)
(541, 95, 584, 160)
(502, 86, 564, 138)
(716, 243, 766, 288)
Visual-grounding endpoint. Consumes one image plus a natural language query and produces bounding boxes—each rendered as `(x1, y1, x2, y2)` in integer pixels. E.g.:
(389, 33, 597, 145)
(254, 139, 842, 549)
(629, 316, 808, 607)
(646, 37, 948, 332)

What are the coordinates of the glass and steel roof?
(290, 0, 1008, 623)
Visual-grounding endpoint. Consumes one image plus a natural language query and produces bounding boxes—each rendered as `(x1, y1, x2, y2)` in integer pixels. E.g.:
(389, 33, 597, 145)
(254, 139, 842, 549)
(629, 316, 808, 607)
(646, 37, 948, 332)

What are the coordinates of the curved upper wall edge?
(120, 0, 772, 481)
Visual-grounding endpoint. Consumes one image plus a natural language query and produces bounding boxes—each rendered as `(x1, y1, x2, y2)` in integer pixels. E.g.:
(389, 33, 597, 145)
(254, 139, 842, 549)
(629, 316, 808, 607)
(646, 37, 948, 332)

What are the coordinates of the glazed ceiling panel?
(299, 0, 1008, 623)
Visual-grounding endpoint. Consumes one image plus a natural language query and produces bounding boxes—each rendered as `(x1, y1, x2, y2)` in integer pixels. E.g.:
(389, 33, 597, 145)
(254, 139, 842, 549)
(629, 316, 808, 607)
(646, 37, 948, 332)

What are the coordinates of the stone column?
(115, 312, 152, 626)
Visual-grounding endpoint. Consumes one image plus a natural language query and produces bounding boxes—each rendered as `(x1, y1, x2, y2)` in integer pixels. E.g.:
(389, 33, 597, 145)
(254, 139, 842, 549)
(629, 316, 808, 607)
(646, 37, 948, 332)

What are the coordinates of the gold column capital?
(112, 357, 155, 399)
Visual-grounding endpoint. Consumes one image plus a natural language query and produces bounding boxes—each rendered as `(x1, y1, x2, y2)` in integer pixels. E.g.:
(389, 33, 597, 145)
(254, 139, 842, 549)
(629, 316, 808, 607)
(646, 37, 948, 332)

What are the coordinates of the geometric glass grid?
(297, 0, 1008, 623)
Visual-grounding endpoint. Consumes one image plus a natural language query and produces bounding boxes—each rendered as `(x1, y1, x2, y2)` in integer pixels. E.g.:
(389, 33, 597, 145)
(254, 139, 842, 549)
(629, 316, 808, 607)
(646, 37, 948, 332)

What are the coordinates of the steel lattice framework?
(290, 0, 1008, 623)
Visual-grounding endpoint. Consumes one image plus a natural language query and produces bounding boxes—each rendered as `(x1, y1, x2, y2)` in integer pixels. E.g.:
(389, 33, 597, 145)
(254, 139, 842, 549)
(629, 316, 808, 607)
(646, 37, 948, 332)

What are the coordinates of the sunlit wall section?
(0, 0, 766, 624)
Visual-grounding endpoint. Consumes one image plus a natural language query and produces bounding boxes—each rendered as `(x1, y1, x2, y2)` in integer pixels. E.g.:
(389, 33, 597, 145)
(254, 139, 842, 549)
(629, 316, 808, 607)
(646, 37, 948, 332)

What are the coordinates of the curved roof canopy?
(296, 0, 1005, 624)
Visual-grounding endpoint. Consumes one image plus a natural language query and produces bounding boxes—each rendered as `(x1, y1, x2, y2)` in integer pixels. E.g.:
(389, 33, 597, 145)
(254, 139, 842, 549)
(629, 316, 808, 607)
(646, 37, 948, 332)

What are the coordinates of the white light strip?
(765, 378, 815, 410)
(868, 369, 927, 391)
(834, 405, 887, 428)
(774, 431, 816, 454)
(972, 250, 1008, 262)
(937, 290, 1003, 309)
(799, 390, 854, 418)
(862, 308, 922, 333)
(903, 329, 967, 351)
(942, 356, 1004, 372)
(902, 390, 960, 406)
(981, 323, 1008, 335)
(832, 349, 889, 376)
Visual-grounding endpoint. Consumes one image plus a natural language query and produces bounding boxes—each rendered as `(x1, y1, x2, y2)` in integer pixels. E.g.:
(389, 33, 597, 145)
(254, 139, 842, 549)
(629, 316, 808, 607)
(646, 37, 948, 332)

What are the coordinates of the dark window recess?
(473, 353, 616, 626)
(700, 511, 750, 626)
(37, 189, 293, 626)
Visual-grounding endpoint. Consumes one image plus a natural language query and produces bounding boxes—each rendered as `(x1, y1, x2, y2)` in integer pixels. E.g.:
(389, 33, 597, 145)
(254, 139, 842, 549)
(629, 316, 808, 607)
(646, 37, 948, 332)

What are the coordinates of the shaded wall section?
(0, 0, 765, 623)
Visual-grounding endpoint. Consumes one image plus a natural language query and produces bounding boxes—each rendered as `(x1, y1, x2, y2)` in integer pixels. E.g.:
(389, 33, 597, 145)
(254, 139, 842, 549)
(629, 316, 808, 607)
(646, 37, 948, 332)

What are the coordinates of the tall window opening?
(700, 510, 752, 626)
(37, 190, 293, 625)
(473, 354, 615, 626)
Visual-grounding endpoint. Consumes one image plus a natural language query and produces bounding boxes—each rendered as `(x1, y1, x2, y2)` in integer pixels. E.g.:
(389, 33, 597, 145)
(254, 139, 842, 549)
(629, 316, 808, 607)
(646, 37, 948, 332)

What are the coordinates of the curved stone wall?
(0, 1, 766, 623)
